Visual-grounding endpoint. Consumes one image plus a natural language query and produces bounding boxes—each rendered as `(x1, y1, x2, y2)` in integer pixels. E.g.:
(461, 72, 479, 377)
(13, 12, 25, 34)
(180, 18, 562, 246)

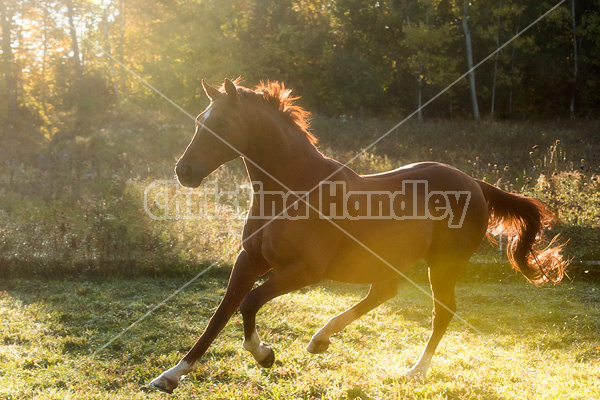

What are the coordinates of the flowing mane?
(220, 79, 317, 145)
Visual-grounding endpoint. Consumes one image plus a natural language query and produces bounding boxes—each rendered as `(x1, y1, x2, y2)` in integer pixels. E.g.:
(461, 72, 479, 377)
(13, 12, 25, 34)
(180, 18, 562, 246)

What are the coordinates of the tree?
(403, 0, 461, 121)
(490, 0, 502, 120)
(570, 0, 578, 118)
(2, 0, 600, 129)
(461, 1, 480, 120)
(101, 4, 120, 104)
(0, 0, 17, 130)
(65, 0, 83, 80)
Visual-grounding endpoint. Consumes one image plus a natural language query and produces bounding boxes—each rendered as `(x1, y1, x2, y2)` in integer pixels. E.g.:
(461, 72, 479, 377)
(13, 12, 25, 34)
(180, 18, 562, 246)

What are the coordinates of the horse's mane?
(221, 79, 317, 145)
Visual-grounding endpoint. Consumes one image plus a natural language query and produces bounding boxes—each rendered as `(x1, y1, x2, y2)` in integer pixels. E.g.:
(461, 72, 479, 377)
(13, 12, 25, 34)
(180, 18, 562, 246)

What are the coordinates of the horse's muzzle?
(175, 163, 206, 188)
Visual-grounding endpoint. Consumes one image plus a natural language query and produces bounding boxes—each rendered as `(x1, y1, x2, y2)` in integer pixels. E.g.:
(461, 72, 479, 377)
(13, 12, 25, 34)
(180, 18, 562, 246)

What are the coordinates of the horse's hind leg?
(403, 258, 467, 380)
(239, 262, 321, 367)
(307, 279, 398, 354)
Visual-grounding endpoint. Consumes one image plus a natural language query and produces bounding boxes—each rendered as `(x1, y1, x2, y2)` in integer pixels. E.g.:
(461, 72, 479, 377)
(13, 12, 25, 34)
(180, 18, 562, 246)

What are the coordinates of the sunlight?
(1, 0, 598, 398)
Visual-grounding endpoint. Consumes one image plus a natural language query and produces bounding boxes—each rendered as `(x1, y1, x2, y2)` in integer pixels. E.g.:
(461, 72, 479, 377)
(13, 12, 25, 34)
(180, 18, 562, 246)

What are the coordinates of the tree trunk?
(570, 0, 578, 118)
(462, 3, 480, 120)
(66, 0, 82, 79)
(117, 0, 126, 96)
(491, 0, 503, 120)
(414, 9, 429, 122)
(103, 7, 120, 104)
(417, 60, 423, 122)
(508, 0, 523, 116)
(491, 57, 498, 120)
(0, 0, 17, 129)
(42, 4, 48, 116)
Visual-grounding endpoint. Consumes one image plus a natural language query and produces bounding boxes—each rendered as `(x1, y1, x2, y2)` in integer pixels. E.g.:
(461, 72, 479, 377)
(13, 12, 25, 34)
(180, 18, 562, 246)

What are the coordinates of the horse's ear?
(202, 79, 221, 101)
(224, 78, 237, 99)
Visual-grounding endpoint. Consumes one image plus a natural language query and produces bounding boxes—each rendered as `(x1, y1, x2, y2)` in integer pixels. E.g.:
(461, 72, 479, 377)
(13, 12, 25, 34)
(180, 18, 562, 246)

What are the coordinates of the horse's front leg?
(239, 262, 320, 367)
(149, 251, 267, 393)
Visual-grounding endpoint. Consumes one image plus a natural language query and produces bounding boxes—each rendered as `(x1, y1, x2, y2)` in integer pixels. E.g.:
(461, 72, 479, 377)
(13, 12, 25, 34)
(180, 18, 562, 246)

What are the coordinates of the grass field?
(1, 119, 600, 399)
(1, 265, 599, 400)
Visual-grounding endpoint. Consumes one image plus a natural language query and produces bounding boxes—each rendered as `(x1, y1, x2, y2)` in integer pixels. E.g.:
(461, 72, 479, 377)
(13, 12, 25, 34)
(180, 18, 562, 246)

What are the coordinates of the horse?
(149, 78, 566, 393)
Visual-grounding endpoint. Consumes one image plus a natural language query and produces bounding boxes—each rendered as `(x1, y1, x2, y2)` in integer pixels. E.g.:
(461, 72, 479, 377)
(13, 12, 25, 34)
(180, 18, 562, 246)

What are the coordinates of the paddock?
(1, 268, 598, 399)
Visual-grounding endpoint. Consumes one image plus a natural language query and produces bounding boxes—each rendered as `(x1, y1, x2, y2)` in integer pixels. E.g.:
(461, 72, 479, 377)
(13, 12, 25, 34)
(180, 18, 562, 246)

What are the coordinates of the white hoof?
(147, 360, 194, 394)
(148, 374, 179, 394)
(243, 331, 275, 367)
(402, 366, 427, 381)
(306, 336, 330, 354)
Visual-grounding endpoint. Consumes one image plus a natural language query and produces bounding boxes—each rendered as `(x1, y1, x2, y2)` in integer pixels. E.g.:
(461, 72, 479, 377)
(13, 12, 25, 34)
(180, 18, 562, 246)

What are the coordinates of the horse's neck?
(243, 119, 326, 191)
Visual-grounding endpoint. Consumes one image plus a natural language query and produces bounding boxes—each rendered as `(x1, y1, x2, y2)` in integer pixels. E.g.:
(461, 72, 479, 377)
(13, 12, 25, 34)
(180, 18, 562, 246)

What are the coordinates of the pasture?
(3, 1, 600, 398)
(1, 119, 600, 399)
(1, 268, 599, 399)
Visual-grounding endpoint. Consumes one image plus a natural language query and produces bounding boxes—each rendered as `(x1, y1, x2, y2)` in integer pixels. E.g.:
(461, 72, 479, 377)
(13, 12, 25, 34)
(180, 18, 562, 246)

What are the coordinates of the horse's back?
(361, 162, 462, 182)
(361, 161, 490, 262)
(360, 162, 480, 196)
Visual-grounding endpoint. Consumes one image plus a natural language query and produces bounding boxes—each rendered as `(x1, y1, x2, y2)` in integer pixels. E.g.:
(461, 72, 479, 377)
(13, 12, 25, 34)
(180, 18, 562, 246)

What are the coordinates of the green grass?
(1, 269, 599, 399)
(1, 118, 600, 398)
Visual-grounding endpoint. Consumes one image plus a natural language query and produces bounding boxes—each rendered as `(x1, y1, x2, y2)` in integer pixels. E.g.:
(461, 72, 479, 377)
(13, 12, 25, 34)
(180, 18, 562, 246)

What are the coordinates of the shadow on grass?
(303, 263, 600, 345)
(2, 271, 599, 399)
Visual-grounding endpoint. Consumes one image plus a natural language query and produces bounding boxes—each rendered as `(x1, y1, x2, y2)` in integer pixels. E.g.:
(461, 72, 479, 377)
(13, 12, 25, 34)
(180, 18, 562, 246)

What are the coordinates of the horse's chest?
(244, 216, 338, 269)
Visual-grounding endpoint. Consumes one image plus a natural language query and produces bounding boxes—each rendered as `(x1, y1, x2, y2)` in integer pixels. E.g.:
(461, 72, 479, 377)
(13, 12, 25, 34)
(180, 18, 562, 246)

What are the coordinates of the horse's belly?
(323, 220, 432, 284)
(324, 256, 411, 284)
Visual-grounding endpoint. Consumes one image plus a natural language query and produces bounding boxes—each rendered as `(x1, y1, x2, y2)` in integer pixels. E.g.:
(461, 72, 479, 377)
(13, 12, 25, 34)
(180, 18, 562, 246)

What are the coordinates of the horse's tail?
(476, 180, 567, 285)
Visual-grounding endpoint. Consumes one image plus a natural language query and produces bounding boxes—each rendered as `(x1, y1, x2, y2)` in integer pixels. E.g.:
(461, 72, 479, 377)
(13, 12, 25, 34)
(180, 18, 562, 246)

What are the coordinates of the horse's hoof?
(307, 338, 330, 354)
(148, 375, 178, 394)
(149, 382, 173, 394)
(402, 367, 426, 381)
(257, 346, 275, 368)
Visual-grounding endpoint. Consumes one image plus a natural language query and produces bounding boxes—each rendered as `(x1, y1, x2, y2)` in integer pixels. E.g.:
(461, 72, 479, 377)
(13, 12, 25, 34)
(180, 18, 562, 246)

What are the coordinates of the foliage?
(2, 0, 600, 143)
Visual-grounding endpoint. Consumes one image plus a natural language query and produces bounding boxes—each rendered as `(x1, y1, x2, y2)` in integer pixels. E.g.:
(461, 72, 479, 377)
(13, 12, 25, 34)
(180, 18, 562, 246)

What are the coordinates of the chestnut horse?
(149, 79, 565, 393)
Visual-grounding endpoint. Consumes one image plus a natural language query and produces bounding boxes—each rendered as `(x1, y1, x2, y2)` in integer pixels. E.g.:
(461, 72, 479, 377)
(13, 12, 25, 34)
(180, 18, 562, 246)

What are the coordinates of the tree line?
(1, 0, 599, 149)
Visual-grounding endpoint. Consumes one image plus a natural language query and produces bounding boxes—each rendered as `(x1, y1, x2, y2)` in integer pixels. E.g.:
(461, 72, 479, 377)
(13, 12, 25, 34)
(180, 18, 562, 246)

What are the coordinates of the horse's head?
(175, 78, 248, 188)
